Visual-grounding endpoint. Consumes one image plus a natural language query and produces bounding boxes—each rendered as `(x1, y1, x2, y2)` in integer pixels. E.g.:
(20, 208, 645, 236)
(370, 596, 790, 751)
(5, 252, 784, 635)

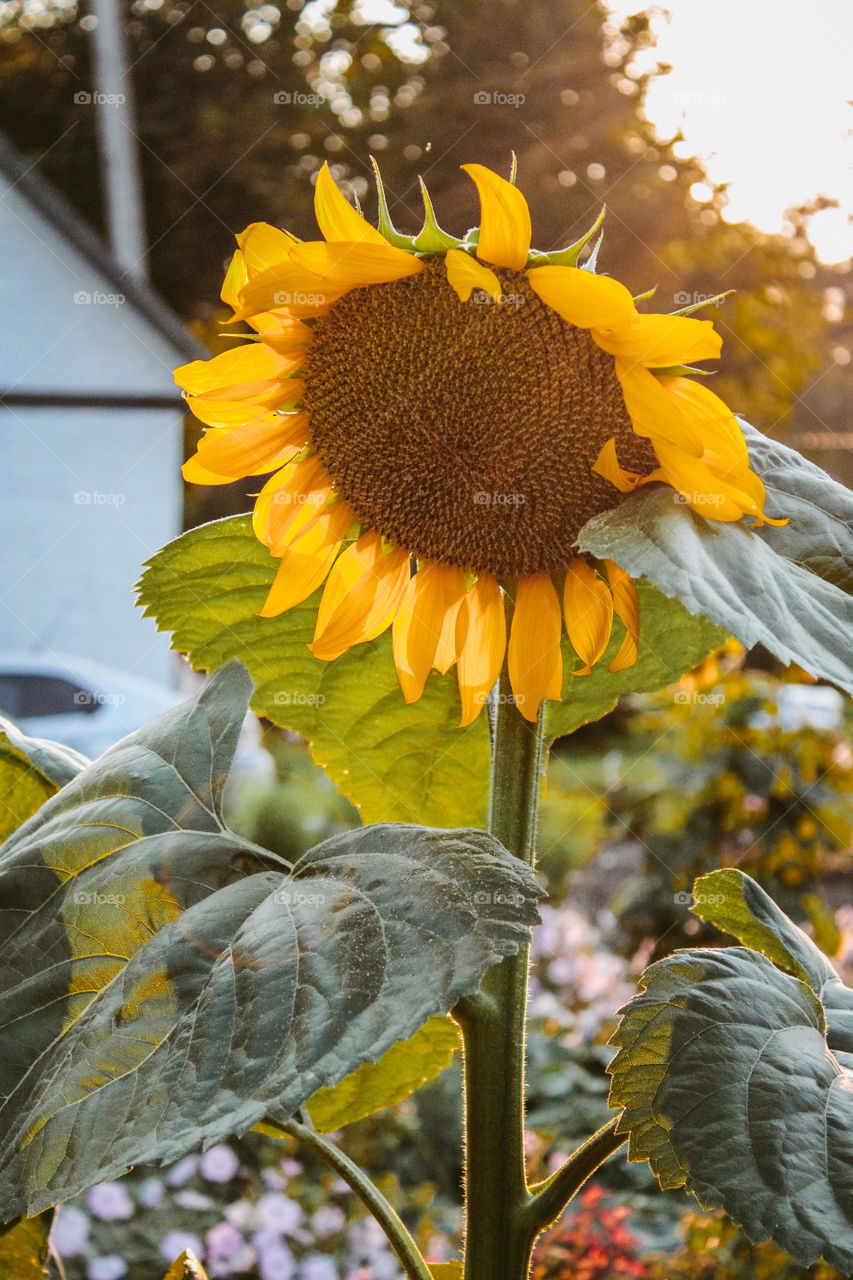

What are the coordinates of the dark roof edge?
(0, 132, 208, 362)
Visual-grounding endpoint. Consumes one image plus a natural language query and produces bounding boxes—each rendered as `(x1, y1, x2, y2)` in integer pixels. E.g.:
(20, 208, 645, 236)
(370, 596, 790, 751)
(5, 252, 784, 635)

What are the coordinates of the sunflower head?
(176, 159, 785, 726)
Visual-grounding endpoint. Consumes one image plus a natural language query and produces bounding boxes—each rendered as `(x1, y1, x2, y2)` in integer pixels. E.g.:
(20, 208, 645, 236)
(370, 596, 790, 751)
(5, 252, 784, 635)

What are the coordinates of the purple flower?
(257, 1239, 297, 1280)
(137, 1177, 165, 1209)
(201, 1143, 240, 1183)
(87, 1182, 134, 1221)
(51, 1205, 90, 1256)
(311, 1206, 346, 1238)
(207, 1222, 245, 1261)
(300, 1254, 339, 1280)
(166, 1156, 199, 1186)
(87, 1255, 127, 1280)
(159, 1231, 205, 1263)
(256, 1192, 304, 1236)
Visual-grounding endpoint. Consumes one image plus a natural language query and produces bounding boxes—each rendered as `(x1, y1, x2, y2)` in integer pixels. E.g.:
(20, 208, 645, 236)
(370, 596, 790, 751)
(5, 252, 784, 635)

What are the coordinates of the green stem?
(524, 1117, 627, 1235)
(276, 1117, 433, 1280)
(455, 664, 548, 1280)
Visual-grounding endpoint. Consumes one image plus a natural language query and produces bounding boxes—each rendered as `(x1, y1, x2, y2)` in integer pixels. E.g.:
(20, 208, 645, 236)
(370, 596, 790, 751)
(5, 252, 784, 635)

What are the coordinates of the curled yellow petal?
(614, 361, 705, 457)
(253, 454, 333, 552)
(456, 575, 506, 726)
(592, 438, 646, 494)
(392, 562, 467, 702)
(291, 240, 425, 288)
(526, 265, 636, 329)
(592, 312, 721, 366)
(462, 163, 531, 270)
(183, 411, 309, 484)
(605, 561, 639, 672)
(260, 503, 352, 618)
(563, 561, 614, 675)
(445, 249, 502, 303)
(508, 576, 563, 722)
(310, 532, 411, 660)
(314, 161, 389, 246)
(236, 221, 300, 272)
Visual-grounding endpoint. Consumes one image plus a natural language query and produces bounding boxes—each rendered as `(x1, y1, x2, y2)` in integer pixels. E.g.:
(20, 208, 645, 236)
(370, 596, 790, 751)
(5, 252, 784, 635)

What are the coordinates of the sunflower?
(176, 161, 784, 726)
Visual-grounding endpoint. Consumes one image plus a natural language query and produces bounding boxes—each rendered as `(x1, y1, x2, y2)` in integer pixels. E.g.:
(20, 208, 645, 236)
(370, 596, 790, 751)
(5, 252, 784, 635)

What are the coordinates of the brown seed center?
(303, 257, 655, 578)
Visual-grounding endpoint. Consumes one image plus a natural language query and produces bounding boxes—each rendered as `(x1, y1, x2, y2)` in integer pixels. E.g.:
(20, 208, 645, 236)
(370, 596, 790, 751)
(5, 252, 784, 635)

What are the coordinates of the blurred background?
(3, 0, 853, 1276)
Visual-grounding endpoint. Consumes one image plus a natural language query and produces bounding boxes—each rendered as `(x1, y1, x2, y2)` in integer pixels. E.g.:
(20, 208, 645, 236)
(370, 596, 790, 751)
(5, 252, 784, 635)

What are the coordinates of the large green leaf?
(0, 718, 87, 843)
(137, 516, 489, 828)
(0, 662, 541, 1221)
(545, 581, 726, 739)
(739, 419, 853, 595)
(578, 471, 853, 694)
(609, 873, 853, 1271)
(306, 1014, 461, 1131)
(0, 1214, 51, 1279)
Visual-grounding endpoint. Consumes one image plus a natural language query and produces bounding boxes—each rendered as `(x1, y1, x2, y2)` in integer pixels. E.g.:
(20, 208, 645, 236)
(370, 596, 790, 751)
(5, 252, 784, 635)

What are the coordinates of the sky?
(603, 0, 853, 263)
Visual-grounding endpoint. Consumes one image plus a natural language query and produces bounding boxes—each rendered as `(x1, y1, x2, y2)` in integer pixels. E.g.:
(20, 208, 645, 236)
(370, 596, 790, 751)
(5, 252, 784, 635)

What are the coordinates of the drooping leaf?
(163, 1251, 209, 1280)
(0, 662, 541, 1221)
(609, 874, 853, 1270)
(578, 467, 853, 694)
(545, 581, 726, 739)
(306, 1015, 461, 1131)
(0, 1213, 52, 1279)
(691, 868, 853, 1070)
(137, 516, 489, 827)
(740, 419, 853, 595)
(0, 718, 88, 842)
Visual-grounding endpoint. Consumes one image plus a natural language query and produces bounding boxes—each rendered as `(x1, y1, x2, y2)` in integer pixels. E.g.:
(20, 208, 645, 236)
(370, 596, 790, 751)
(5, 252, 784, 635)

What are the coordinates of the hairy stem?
(524, 1117, 627, 1235)
(273, 1117, 433, 1280)
(456, 664, 547, 1280)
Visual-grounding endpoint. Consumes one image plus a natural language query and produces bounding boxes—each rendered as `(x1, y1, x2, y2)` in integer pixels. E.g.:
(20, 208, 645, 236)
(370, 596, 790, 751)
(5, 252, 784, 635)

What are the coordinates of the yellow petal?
(591, 312, 721, 366)
(392, 562, 467, 702)
(444, 248, 502, 303)
(236, 257, 347, 318)
(314, 161, 389, 246)
(185, 381, 305, 428)
(184, 412, 309, 483)
(508, 575, 563, 722)
(291, 239, 424, 288)
(643, 438, 777, 524)
(563, 561, 614, 675)
(456, 575, 506, 726)
(656, 376, 747, 470)
(462, 163, 531, 271)
(434, 587, 466, 675)
(592, 438, 645, 494)
(605, 561, 639, 672)
(253, 454, 334, 552)
(259, 503, 352, 618)
(236, 221, 300, 272)
(252, 312, 313, 352)
(526, 265, 636, 329)
(222, 249, 248, 311)
(614, 361, 705, 457)
(310, 532, 411, 661)
(174, 343, 285, 396)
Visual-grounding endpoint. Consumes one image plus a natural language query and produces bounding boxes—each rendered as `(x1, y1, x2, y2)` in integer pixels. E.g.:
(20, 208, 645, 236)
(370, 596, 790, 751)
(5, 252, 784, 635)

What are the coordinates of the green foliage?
(646, 1208, 844, 1280)
(579, 428, 853, 695)
(609, 870, 853, 1271)
(307, 1016, 461, 1132)
(0, 716, 87, 842)
(0, 662, 541, 1222)
(137, 515, 490, 828)
(0, 1214, 51, 1279)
